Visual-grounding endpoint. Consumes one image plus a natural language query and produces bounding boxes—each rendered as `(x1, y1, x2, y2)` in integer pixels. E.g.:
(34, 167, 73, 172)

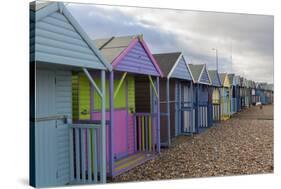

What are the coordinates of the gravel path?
(112, 105, 273, 183)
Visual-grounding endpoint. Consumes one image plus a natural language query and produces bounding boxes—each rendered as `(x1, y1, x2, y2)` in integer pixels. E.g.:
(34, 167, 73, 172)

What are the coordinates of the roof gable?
(96, 35, 163, 76)
(208, 70, 222, 87)
(116, 40, 161, 76)
(153, 52, 192, 80)
(228, 73, 235, 85)
(220, 73, 230, 87)
(199, 66, 211, 84)
(153, 52, 181, 77)
(189, 64, 204, 82)
(189, 64, 211, 84)
(170, 56, 193, 80)
(233, 76, 240, 86)
(30, 2, 111, 70)
(94, 36, 134, 63)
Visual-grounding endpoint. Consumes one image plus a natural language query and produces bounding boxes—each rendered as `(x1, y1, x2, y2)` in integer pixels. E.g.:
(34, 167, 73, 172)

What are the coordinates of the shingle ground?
(111, 105, 273, 183)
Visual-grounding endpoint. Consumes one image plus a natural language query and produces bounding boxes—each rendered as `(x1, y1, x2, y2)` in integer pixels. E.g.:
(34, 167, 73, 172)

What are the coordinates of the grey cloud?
(67, 3, 273, 83)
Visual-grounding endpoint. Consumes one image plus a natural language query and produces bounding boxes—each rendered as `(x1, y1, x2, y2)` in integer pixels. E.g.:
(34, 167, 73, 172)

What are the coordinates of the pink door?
(92, 109, 135, 161)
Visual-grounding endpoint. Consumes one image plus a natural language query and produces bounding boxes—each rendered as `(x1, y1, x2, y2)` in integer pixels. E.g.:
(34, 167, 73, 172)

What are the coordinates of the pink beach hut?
(73, 35, 163, 177)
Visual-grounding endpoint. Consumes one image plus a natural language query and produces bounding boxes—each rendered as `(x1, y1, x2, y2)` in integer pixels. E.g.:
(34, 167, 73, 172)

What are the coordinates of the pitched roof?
(234, 75, 240, 86)
(30, 2, 112, 71)
(219, 73, 227, 84)
(188, 64, 204, 82)
(208, 70, 221, 87)
(93, 35, 137, 63)
(153, 52, 182, 77)
(208, 70, 216, 80)
(228, 73, 235, 84)
(30, 1, 51, 11)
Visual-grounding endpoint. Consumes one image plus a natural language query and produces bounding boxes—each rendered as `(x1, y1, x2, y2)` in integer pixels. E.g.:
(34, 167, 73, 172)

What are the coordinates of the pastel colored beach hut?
(208, 70, 222, 123)
(244, 79, 251, 108)
(240, 77, 246, 109)
(228, 73, 240, 115)
(219, 73, 231, 120)
(30, 2, 111, 187)
(256, 83, 264, 104)
(189, 64, 212, 133)
(228, 73, 235, 115)
(73, 35, 163, 177)
(264, 84, 273, 104)
(153, 52, 194, 146)
(266, 84, 274, 104)
(250, 80, 258, 105)
(234, 75, 242, 112)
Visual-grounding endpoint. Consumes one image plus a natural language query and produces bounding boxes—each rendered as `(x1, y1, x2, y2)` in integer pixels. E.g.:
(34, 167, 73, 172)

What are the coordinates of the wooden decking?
(112, 152, 155, 177)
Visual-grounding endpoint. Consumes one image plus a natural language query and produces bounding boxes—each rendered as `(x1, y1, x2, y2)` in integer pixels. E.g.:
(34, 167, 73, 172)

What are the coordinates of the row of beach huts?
(30, 2, 274, 188)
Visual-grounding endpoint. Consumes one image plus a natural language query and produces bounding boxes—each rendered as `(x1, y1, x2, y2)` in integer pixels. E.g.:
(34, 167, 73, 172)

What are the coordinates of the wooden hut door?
(183, 83, 194, 132)
(34, 69, 70, 187)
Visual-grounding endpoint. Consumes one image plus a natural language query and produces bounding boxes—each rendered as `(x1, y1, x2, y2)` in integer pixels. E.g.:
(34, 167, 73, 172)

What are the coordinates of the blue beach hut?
(208, 70, 222, 123)
(154, 52, 194, 146)
(30, 2, 111, 187)
(189, 64, 212, 133)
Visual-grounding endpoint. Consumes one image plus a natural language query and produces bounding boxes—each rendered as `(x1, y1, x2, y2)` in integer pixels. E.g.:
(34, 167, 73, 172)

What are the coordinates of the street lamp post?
(212, 48, 218, 71)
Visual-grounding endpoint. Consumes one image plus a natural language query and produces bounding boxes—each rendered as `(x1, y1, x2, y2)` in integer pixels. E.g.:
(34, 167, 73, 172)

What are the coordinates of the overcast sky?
(67, 3, 273, 83)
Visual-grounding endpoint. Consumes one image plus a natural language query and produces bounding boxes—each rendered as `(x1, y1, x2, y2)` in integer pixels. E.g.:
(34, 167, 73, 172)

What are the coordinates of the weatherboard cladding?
(31, 6, 106, 70)
(189, 64, 211, 84)
(233, 76, 240, 86)
(153, 52, 192, 80)
(208, 70, 221, 87)
(228, 74, 235, 85)
(95, 36, 160, 76)
(219, 74, 226, 86)
(171, 56, 193, 80)
(200, 67, 210, 84)
(116, 41, 159, 75)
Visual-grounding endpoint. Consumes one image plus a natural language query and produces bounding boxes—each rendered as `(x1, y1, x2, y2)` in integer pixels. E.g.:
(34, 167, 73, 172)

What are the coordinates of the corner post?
(178, 82, 182, 136)
(156, 77, 160, 153)
(109, 71, 114, 177)
(175, 81, 178, 136)
(190, 81, 194, 133)
(100, 70, 106, 183)
(166, 78, 171, 146)
(195, 84, 199, 133)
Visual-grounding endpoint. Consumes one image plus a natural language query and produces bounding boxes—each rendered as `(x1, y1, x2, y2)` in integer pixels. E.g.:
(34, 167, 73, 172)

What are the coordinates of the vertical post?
(100, 70, 106, 183)
(174, 81, 178, 136)
(178, 82, 182, 135)
(156, 77, 160, 153)
(190, 81, 194, 132)
(166, 78, 171, 146)
(125, 78, 129, 156)
(195, 84, 199, 133)
(75, 128, 80, 181)
(109, 71, 114, 177)
(69, 128, 74, 181)
(228, 86, 231, 117)
(221, 87, 224, 119)
(218, 88, 221, 121)
(90, 73, 94, 120)
(209, 87, 212, 126)
(145, 116, 148, 152)
(87, 129, 92, 182)
(134, 115, 137, 152)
